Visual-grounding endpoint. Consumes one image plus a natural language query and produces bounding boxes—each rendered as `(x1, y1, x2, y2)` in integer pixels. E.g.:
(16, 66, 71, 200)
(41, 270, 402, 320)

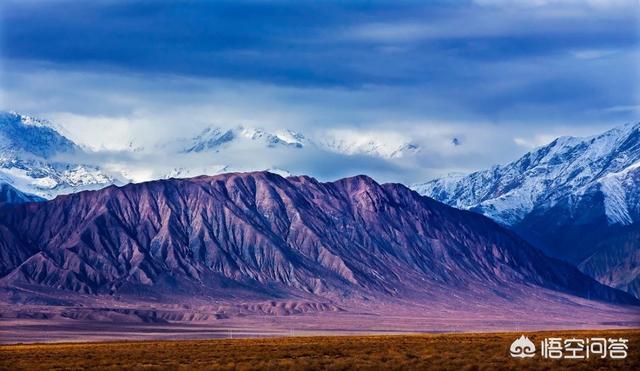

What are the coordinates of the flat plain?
(1, 329, 638, 370)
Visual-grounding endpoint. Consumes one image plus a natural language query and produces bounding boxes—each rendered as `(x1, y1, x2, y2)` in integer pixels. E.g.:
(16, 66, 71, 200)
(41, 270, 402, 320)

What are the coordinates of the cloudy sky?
(1, 0, 639, 183)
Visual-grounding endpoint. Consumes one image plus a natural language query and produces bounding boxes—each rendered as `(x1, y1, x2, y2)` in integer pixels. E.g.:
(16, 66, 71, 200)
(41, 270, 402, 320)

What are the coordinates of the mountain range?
(1, 109, 638, 325)
(0, 112, 120, 198)
(0, 111, 420, 199)
(0, 171, 636, 326)
(161, 125, 419, 159)
(415, 122, 640, 298)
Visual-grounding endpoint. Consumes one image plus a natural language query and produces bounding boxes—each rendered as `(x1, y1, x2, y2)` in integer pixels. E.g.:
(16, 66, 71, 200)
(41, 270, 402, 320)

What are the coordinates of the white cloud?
(598, 105, 640, 113)
(319, 128, 417, 158)
(48, 113, 140, 151)
(342, 0, 637, 45)
(343, 19, 520, 43)
(474, 0, 637, 9)
(514, 135, 558, 148)
(571, 49, 619, 60)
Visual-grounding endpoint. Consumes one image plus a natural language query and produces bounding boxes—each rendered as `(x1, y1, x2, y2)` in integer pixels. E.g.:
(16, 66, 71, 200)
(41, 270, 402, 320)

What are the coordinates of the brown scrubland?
(1, 329, 637, 370)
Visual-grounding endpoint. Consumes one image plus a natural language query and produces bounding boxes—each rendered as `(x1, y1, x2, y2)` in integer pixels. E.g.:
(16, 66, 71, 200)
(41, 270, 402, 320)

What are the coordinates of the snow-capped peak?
(16, 112, 52, 128)
(179, 124, 420, 159)
(319, 129, 420, 159)
(177, 125, 311, 154)
(274, 129, 309, 146)
(414, 122, 640, 226)
(0, 111, 122, 198)
(0, 111, 79, 158)
(237, 126, 308, 148)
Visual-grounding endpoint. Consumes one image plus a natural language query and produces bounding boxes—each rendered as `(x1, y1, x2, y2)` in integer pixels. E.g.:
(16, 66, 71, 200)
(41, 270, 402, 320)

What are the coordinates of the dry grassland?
(1, 329, 638, 370)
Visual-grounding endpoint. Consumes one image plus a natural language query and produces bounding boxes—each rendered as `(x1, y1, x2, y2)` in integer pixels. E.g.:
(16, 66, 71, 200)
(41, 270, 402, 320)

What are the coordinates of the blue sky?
(0, 0, 638, 182)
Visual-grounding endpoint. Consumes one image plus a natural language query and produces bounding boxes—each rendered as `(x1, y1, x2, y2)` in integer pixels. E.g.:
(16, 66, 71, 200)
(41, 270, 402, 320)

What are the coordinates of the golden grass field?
(1, 329, 638, 370)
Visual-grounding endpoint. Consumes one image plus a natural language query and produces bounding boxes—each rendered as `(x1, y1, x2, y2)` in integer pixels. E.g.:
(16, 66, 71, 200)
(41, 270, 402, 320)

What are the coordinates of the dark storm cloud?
(0, 0, 638, 182)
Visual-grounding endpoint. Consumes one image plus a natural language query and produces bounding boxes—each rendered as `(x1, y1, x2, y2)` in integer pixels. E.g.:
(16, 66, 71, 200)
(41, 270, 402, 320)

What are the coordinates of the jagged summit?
(173, 124, 419, 159)
(0, 111, 78, 158)
(0, 112, 120, 198)
(178, 126, 311, 153)
(414, 122, 640, 226)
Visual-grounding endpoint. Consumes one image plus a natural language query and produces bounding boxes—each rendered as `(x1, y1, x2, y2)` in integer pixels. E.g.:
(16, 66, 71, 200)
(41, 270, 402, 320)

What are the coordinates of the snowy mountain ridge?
(171, 124, 418, 159)
(319, 129, 420, 159)
(0, 111, 422, 198)
(176, 126, 311, 154)
(413, 122, 640, 226)
(0, 112, 121, 198)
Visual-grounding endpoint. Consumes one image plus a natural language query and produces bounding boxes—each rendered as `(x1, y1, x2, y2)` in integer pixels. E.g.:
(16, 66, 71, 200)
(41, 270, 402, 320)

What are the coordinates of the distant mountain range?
(0, 172, 635, 312)
(415, 122, 640, 298)
(0, 112, 121, 198)
(175, 126, 311, 153)
(163, 125, 419, 159)
(0, 111, 420, 198)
